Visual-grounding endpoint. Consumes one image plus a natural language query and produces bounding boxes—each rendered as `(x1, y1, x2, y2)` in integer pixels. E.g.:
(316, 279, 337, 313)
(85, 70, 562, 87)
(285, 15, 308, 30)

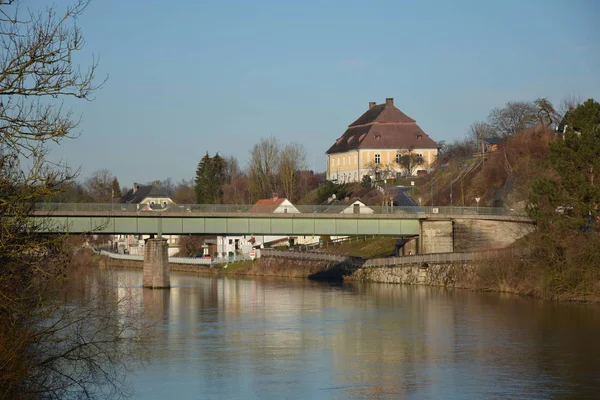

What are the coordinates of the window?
(416, 134, 422, 140)
(395, 152, 401, 164)
(337, 158, 340, 166)
(343, 157, 346, 166)
(330, 158, 334, 167)
(375, 154, 381, 164)
(375, 134, 381, 140)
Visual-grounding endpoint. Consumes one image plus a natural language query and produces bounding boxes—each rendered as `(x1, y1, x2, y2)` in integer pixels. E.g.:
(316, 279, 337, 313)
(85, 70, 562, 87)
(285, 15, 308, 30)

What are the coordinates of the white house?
(216, 194, 320, 254)
(112, 182, 179, 256)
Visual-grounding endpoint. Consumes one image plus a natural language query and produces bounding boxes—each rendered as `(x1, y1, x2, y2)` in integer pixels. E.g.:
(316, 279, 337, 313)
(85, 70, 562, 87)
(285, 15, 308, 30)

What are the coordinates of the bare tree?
(396, 148, 424, 177)
(468, 121, 495, 153)
(85, 169, 116, 202)
(248, 137, 280, 199)
(534, 97, 558, 128)
(222, 175, 251, 204)
(365, 161, 383, 181)
(223, 155, 241, 183)
(151, 177, 176, 195)
(488, 101, 538, 138)
(171, 179, 195, 204)
(0, 1, 148, 398)
(278, 142, 306, 201)
(558, 94, 584, 120)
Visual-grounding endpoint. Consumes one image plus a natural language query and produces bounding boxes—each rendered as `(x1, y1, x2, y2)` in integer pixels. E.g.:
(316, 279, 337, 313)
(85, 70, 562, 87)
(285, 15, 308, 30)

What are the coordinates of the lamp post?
(430, 176, 435, 207)
(475, 197, 480, 214)
(450, 169, 453, 208)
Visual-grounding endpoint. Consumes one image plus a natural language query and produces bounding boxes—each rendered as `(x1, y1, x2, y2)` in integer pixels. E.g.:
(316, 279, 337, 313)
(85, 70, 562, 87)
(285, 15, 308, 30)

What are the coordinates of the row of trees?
(436, 97, 579, 165)
(49, 138, 318, 206)
(193, 138, 321, 204)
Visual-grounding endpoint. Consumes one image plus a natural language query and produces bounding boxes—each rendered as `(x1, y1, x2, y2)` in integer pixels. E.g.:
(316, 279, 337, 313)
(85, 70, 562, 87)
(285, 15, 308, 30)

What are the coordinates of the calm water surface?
(104, 269, 600, 399)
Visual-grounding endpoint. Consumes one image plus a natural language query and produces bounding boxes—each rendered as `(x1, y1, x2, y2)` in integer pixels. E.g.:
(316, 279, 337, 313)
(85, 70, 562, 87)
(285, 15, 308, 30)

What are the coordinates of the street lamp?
(430, 175, 435, 207)
(450, 169, 453, 208)
(475, 197, 480, 213)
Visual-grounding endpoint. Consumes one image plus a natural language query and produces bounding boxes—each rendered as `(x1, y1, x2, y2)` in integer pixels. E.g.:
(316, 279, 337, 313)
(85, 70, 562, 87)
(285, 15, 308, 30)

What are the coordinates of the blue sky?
(47, 0, 600, 185)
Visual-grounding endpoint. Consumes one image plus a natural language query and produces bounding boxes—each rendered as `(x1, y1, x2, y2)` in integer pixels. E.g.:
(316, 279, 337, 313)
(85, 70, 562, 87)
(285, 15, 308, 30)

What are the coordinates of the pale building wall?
(327, 148, 438, 182)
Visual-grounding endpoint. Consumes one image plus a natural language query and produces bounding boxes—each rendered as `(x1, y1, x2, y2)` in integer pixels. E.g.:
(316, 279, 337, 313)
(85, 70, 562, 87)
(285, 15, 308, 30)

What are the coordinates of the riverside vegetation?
(0, 2, 150, 399)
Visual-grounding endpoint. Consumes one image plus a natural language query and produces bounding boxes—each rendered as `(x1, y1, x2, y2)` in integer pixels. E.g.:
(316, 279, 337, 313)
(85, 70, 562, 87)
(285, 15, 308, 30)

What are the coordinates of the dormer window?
(416, 134, 422, 140)
(374, 134, 381, 140)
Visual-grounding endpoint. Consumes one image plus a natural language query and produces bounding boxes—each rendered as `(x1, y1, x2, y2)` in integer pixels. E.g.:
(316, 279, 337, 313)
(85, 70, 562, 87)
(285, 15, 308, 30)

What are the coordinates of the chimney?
(368, 101, 376, 109)
(133, 182, 138, 193)
(385, 98, 394, 106)
(272, 192, 279, 201)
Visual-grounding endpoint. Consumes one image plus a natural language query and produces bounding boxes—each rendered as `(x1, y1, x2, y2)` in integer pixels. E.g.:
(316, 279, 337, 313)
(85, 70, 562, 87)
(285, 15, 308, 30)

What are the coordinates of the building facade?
(326, 98, 438, 182)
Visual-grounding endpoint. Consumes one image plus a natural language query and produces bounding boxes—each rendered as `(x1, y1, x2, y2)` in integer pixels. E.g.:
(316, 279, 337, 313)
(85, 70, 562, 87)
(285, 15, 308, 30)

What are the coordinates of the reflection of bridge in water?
(34, 203, 534, 288)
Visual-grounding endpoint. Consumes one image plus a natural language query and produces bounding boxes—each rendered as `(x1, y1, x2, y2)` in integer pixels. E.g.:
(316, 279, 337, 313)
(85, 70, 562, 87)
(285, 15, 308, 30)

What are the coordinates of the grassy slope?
(318, 236, 397, 259)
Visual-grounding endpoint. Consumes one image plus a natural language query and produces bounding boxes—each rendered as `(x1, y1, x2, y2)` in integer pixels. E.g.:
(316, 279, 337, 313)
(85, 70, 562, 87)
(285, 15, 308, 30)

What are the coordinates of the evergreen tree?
(529, 98, 600, 230)
(195, 152, 212, 203)
(111, 177, 122, 199)
(194, 152, 228, 203)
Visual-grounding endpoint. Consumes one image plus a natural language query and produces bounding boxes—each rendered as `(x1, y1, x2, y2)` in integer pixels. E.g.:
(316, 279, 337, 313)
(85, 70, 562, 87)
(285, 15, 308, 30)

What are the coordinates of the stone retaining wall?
(345, 262, 478, 287)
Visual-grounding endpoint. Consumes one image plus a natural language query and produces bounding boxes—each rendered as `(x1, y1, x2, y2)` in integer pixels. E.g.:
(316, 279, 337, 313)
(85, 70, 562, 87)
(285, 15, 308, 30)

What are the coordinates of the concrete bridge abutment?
(143, 238, 170, 289)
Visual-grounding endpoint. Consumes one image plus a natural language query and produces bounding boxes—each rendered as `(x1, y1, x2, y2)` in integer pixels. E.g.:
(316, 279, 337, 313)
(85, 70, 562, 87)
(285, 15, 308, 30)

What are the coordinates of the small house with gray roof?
(326, 98, 438, 182)
(120, 182, 174, 209)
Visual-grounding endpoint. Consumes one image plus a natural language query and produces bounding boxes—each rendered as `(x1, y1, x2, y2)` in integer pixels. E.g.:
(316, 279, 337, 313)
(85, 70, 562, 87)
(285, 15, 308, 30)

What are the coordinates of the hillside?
(415, 125, 555, 209)
(297, 181, 384, 206)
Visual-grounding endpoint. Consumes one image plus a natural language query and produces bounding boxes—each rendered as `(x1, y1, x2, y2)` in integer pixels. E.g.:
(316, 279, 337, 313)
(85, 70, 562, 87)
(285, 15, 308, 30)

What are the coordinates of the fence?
(99, 250, 252, 265)
(260, 248, 361, 264)
(36, 202, 527, 217)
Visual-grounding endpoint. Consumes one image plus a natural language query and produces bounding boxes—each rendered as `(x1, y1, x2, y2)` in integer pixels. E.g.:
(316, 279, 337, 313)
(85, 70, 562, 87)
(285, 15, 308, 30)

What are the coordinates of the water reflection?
(93, 269, 600, 399)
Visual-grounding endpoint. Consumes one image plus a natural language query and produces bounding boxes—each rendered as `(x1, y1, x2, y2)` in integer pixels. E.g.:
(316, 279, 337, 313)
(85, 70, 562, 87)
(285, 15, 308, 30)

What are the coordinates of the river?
(98, 268, 600, 399)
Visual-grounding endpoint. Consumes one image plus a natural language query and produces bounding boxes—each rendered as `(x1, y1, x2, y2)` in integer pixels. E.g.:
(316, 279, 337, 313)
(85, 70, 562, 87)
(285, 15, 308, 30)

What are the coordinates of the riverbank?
(95, 246, 600, 302)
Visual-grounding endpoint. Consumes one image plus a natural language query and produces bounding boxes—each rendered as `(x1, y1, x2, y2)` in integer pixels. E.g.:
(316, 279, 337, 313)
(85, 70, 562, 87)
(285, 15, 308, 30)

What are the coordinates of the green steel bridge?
(33, 203, 531, 237)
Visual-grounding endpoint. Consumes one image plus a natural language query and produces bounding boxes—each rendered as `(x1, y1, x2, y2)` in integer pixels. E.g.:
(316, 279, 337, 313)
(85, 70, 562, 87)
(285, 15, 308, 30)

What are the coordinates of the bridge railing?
(36, 203, 527, 217)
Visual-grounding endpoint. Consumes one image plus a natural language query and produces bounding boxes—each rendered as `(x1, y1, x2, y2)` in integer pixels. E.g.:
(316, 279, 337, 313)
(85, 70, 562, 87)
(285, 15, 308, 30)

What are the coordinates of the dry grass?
(319, 236, 397, 259)
(469, 231, 600, 302)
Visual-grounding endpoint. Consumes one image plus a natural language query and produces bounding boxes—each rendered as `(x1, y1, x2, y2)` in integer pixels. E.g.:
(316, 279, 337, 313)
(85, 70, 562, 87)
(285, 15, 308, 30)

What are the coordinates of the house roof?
(249, 197, 287, 213)
(326, 99, 438, 154)
(120, 185, 170, 204)
(483, 137, 502, 145)
(325, 197, 371, 213)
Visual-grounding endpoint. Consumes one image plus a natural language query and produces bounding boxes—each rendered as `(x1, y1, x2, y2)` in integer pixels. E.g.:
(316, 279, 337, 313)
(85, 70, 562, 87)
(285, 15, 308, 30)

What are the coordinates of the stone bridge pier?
(143, 238, 170, 289)
(418, 218, 535, 254)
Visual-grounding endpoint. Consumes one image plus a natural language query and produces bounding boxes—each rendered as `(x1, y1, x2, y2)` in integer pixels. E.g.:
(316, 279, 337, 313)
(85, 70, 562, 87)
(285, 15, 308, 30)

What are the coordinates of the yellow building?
(326, 98, 438, 182)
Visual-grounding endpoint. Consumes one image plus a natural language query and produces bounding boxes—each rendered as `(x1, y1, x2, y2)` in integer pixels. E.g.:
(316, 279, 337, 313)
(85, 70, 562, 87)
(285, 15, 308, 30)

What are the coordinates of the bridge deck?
(32, 204, 532, 236)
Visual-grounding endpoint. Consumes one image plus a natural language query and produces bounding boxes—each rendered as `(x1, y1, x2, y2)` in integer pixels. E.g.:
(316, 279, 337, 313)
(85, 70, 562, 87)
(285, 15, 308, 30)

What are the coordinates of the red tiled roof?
(249, 198, 286, 213)
(326, 99, 438, 154)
